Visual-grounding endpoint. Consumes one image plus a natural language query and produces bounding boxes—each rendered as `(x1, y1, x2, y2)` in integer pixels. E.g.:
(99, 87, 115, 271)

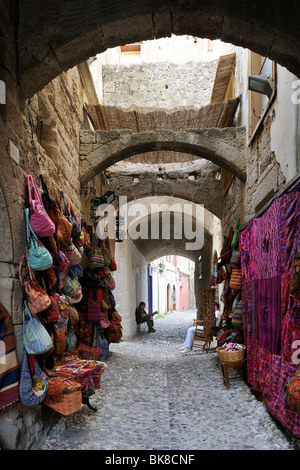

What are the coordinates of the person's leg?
(183, 326, 196, 350)
(138, 316, 155, 331)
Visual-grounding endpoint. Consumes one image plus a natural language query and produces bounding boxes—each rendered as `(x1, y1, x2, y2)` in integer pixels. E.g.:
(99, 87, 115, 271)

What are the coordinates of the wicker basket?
(216, 345, 246, 362)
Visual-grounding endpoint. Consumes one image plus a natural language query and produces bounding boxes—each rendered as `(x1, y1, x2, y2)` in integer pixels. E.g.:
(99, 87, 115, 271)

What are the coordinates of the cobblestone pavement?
(38, 310, 296, 450)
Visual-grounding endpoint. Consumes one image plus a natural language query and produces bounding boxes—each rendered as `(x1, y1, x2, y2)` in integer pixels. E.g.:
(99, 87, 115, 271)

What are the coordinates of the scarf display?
(240, 187, 300, 438)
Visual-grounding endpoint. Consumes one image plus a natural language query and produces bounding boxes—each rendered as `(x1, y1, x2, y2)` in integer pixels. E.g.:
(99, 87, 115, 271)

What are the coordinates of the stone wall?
(102, 60, 218, 110)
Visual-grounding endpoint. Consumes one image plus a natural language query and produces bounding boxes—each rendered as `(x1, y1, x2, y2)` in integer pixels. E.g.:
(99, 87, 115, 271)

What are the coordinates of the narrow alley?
(37, 310, 295, 451)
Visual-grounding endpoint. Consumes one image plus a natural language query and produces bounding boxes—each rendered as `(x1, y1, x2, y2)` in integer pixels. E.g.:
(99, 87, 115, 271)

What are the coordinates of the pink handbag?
(27, 175, 55, 237)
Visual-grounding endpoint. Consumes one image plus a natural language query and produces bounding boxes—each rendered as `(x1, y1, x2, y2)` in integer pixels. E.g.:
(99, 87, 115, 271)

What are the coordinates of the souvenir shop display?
(15, 175, 122, 415)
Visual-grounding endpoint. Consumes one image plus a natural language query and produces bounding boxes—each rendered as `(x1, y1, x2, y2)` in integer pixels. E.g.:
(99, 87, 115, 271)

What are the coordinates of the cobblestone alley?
(37, 310, 296, 451)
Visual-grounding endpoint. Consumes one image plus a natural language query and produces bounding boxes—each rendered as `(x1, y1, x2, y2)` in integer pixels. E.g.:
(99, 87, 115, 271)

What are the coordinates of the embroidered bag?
(19, 251, 51, 315)
(25, 208, 53, 271)
(61, 270, 82, 300)
(43, 294, 61, 323)
(27, 175, 55, 237)
(78, 343, 103, 360)
(19, 349, 48, 406)
(55, 250, 70, 274)
(285, 365, 300, 414)
(43, 373, 82, 415)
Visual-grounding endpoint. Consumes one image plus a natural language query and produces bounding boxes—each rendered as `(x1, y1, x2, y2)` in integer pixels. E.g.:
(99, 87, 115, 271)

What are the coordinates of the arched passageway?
(17, 1, 300, 96)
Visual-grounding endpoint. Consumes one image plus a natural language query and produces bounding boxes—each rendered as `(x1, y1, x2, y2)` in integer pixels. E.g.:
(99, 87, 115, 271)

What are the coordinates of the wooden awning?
(210, 53, 236, 104)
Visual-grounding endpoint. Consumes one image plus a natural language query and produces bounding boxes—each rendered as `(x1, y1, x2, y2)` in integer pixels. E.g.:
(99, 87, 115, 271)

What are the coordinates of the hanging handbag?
(68, 304, 79, 326)
(89, 247, 105, 269)
(231, 298, 243, 328)
(43, 294, 61, 323)
(87, 289, 102, 322)
(60, 191, 82, 241)
(25, 208, 53, 271)
(100, 239, 111, 266)
(55, 250, 70, 274)
(103, 237, 117, 271)
(229, 267, 242, 291)
(23, 301, 53, 355)
(67, 201, 85, 248)
(19, 250, 51, 315)
(67, 242, 82, 266)
(27, 175, 55, 237)
(19, 349, 48, 406)
(61, 270, 82, 301)
(70, 263, 83, 279)
(230, 249, 241, 267)
(285, 365, 300, 414)
(83, 226, 91, 251)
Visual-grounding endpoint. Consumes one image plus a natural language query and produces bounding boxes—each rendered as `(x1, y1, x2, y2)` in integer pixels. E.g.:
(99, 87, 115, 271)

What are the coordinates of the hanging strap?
(27, 175, 43, 207)
(25, 208, 38, 246)
(60, 190, 70, 217)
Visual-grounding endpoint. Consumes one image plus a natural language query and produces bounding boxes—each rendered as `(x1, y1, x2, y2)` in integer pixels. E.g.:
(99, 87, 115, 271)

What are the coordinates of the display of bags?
(19, 250, 51, 315)
(19, 349, 48, 407)
(25, 208, 53, 271)
(23, 301, 53, 355)
(27, 175, 55, 238)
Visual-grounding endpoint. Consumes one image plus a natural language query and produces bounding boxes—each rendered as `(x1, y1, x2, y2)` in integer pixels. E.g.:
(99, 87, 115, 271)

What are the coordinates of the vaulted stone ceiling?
(17, 0, 300, 97)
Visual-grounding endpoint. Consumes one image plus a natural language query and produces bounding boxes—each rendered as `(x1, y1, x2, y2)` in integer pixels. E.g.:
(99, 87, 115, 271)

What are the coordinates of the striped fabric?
(0, 303, 19, 409)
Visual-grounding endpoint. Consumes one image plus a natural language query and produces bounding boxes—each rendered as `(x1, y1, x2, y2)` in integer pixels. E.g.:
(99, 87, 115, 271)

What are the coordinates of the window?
(120, 43, 141, 64)
(248, 52, 277, 142)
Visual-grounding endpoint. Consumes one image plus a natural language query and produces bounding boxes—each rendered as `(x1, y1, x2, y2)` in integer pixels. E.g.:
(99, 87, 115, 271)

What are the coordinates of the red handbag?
(19, 249, 51, 315)
(87, 289, 102, 322)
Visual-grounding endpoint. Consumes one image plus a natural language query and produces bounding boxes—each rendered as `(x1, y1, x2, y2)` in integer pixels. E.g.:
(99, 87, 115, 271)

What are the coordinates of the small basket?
(216, 344, 246, 362)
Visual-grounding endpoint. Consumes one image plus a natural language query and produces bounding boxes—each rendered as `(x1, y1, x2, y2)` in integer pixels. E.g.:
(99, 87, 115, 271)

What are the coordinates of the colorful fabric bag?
(43, 373, 82, 415)
(19, 349, 48, 406)
(66, 242, 82, 266)
(285, 365, 300, 414)
(43, 295, 61, 323)
(87, 290, 102, 322)
(230, 249, 241, 266)
(55, 250, 70, 274)
(68, 304, 79, 326)
(70, 263, 83, 278)
(25, 208, 53, 271)
(231, 299, 243, 328)
(89, 247, 105, 269)
(19, 251, 51, 315)
(78, 343, 104, 361)
(27, 175, 55, 237)
(67, 201, 85, 248)
(61, 270, 82, 301)
(229, 267, 242, 291)
(23, 301, 53, 355)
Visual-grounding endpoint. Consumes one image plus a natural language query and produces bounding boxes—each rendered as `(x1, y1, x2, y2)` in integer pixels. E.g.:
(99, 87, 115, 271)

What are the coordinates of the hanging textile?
(240, 185, 300, 438)
(0, 303, 19, 409)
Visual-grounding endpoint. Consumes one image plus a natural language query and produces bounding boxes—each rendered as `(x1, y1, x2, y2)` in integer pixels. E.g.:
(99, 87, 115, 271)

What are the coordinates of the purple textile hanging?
(256, 275, 282, 355)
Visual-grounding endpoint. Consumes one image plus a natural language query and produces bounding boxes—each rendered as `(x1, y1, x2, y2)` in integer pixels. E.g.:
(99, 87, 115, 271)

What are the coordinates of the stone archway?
(17, 1, 300, 96)
(80, 127, 246, 186)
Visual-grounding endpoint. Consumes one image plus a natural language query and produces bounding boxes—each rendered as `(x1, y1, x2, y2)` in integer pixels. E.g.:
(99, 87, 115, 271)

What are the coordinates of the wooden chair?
(191, 288, 216, 352)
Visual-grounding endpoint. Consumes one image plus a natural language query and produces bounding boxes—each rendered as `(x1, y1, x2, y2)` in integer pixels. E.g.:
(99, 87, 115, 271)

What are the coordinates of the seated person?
(135, 301, 156, 333)
(180, 302, 221, 353)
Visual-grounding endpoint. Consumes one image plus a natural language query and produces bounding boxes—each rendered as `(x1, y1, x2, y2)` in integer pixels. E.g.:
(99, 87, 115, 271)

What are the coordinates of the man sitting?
(135, 301, 156, 333)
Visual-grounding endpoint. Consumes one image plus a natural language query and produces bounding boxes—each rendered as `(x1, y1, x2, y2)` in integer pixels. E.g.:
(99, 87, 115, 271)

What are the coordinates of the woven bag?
(290, 249, 300, 300)
(43, 295, 61, 323)
(230, 249, 241, 266)
(89, 247, 104, 269)
(61, 270, 82, 300)
(66, 242, 82, 266)
(43, 373, 82, 415)
(231, 299, 243, 327)
(77, 343, 104, 361)
(88, 289, 102, 322)
(27, 175, 55, 238)
(285, 365, 300, 414)
(229, 267, 242, 291)
(68, 304, 79, 326)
